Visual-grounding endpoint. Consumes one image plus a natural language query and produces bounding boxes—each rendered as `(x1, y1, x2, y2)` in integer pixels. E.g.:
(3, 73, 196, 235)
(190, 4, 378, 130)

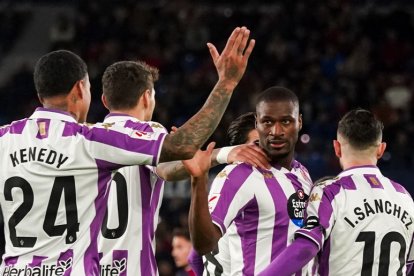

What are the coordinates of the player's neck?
(109, 107, 146, 121)
(270, 153, 294, 170)
(41, 98, 79, 121)
(341, 156, 378, 170)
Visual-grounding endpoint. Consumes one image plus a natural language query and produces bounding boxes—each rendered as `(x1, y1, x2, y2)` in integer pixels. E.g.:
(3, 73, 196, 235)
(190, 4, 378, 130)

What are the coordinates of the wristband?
(216, 146, 237, 164)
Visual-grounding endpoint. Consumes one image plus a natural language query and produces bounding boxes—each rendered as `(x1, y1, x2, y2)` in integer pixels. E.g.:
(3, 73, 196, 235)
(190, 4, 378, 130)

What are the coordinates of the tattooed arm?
(159, 26, 255, 163)
(156, 144, 270, 181)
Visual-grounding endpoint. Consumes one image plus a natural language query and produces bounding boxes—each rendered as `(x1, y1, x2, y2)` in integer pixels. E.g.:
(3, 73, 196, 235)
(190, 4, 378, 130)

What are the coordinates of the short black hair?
(172, 227, 190, 241)
(255, 86, 299, 109)
(227, 112, 256, 146)
(102, 60, 159, 110)
(338, 108, 384, 149)
(34, 50, 87, 98)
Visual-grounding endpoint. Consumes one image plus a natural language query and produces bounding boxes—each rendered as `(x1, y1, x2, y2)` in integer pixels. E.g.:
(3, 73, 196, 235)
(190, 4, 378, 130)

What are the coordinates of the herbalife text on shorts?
(2, 264, 68, 276)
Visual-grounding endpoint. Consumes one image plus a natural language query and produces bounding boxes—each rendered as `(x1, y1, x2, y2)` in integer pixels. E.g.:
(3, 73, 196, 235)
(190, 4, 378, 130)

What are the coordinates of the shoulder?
(292, 160, 313, 184)
(124, 120, 168, 134)
(388, 178, 412, 198)
(212, 163, 256, 187)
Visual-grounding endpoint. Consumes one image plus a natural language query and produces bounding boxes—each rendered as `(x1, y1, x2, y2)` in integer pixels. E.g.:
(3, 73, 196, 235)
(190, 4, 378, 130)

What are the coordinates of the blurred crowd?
(0, 0, 414, 274)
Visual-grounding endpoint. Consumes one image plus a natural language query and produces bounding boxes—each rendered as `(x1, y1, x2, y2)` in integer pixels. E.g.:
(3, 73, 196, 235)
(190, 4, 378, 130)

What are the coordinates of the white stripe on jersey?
(0, 108, 165, 276)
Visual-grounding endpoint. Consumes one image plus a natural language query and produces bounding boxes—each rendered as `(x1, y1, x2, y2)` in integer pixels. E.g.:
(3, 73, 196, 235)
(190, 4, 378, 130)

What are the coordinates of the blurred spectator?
(171, 228, 195, 276)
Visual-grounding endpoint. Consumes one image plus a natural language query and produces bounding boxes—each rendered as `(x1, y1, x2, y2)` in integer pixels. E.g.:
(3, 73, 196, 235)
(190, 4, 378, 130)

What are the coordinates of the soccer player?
(98, 59, 268, 275)
(185, 87, 313, 275)
(172, 228, 195, 276)
(187, 111, 259, 275)
(259, 108, 414, 276)
(0, 26, 255, 276)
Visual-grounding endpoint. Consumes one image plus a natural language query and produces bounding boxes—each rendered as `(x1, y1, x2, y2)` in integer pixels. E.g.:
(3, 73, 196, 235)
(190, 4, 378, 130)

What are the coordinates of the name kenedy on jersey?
(9, 147, 69, 168)
(344, 198, 413, 229)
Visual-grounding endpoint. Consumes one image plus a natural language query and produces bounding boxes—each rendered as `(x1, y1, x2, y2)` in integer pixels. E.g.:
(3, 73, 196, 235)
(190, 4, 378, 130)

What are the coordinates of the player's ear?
(376, 142, 386, 159)
(298, 114, 303, 131)
(142, 89, 151, 108)
(73, 79, 84, 100)
(333, 140, 342, 158)
(101, 94, 109, 110)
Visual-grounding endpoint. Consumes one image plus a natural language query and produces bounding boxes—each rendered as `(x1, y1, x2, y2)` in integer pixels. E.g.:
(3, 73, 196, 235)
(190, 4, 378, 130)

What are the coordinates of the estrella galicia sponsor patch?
(287, 189, 309, 227)
(304, 216, 320, 230)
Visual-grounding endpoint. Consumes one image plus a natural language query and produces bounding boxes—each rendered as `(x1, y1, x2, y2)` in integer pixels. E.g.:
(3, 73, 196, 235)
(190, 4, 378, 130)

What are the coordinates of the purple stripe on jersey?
(124, 120, 154, 132)
(62, 122, 165, 167)
(139, 166, 157, 276)
(57, 249, 74, 276)
(84, 159, 116, 276)
(318, 235, 331, 276)
(36, 119, 50, 139)
(363, 174, 384, 189)
(234, 197, 259, 275)
(339, 176, 356, 190)
(285, 173, 304, 190)
(261, 170, 289, 260)
(149, 178, 164, 241)
(29, 256, 47, 268)
(390, 180, 409, 194)
(0, 125, 10, 137)
(10, 119, 28, 134)
(210, 164, 254, 234)
(112, 250, 128, 276)
(318, 184, 341, 229)
(4, 256, 18, 266)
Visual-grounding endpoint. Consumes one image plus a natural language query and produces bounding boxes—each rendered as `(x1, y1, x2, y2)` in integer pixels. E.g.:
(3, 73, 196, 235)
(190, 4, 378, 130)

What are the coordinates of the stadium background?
(0, 0, 414, 275)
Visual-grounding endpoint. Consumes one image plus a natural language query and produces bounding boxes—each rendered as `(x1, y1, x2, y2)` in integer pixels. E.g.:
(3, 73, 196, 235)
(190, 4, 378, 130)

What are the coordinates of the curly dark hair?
(34, 50, 87, 98)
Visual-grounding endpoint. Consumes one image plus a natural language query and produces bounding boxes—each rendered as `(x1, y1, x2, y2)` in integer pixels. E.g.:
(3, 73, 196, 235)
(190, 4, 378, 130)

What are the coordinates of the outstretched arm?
(159, 27, 255, 163)
(258, 236, 319, 276)
(183, 143, 223, 254)
(156, 144, 270, 181)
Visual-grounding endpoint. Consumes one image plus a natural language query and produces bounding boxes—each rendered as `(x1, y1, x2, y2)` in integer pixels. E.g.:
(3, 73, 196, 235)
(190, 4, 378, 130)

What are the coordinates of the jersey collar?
(338, 165, 381, 177)
(30, 107, 77, 123)
(103, 113, 141, 123)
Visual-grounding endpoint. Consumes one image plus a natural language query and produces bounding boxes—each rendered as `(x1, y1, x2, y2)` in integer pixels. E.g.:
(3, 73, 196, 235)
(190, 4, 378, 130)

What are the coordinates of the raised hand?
(207, 26, 255, 87)
(182, 142, 216, 178)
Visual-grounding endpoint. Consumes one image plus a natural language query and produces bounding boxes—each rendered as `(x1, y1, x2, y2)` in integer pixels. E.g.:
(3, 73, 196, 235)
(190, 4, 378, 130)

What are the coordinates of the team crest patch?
(262, 172, 273, 179)
(309, 193, 321, 202)
(287, 189, 309, 227)
(217, 171, 228, 179)
(151, 123, 164, 129)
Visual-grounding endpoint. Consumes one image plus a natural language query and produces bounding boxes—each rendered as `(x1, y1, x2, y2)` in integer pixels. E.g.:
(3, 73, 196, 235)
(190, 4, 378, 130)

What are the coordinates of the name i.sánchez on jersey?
(344, 198, 413, 229)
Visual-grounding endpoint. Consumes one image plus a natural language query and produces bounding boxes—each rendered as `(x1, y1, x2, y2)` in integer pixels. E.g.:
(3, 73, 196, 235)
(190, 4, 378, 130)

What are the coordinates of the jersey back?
(0, 109, 165, 276)
(98, 114, 167, 276)
(297, 166, 414, 276)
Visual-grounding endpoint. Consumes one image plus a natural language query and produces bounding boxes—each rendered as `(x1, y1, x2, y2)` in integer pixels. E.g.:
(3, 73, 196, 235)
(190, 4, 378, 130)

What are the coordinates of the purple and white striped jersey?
(205, 160, 313, 275)
(296, 165, 414, 276)
(0, 108, 166, 276)
(98, 114, 167, 276)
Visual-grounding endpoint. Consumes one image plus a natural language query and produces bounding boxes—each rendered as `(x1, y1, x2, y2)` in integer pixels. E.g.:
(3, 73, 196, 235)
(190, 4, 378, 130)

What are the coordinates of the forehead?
(256, 100, 299, 118)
